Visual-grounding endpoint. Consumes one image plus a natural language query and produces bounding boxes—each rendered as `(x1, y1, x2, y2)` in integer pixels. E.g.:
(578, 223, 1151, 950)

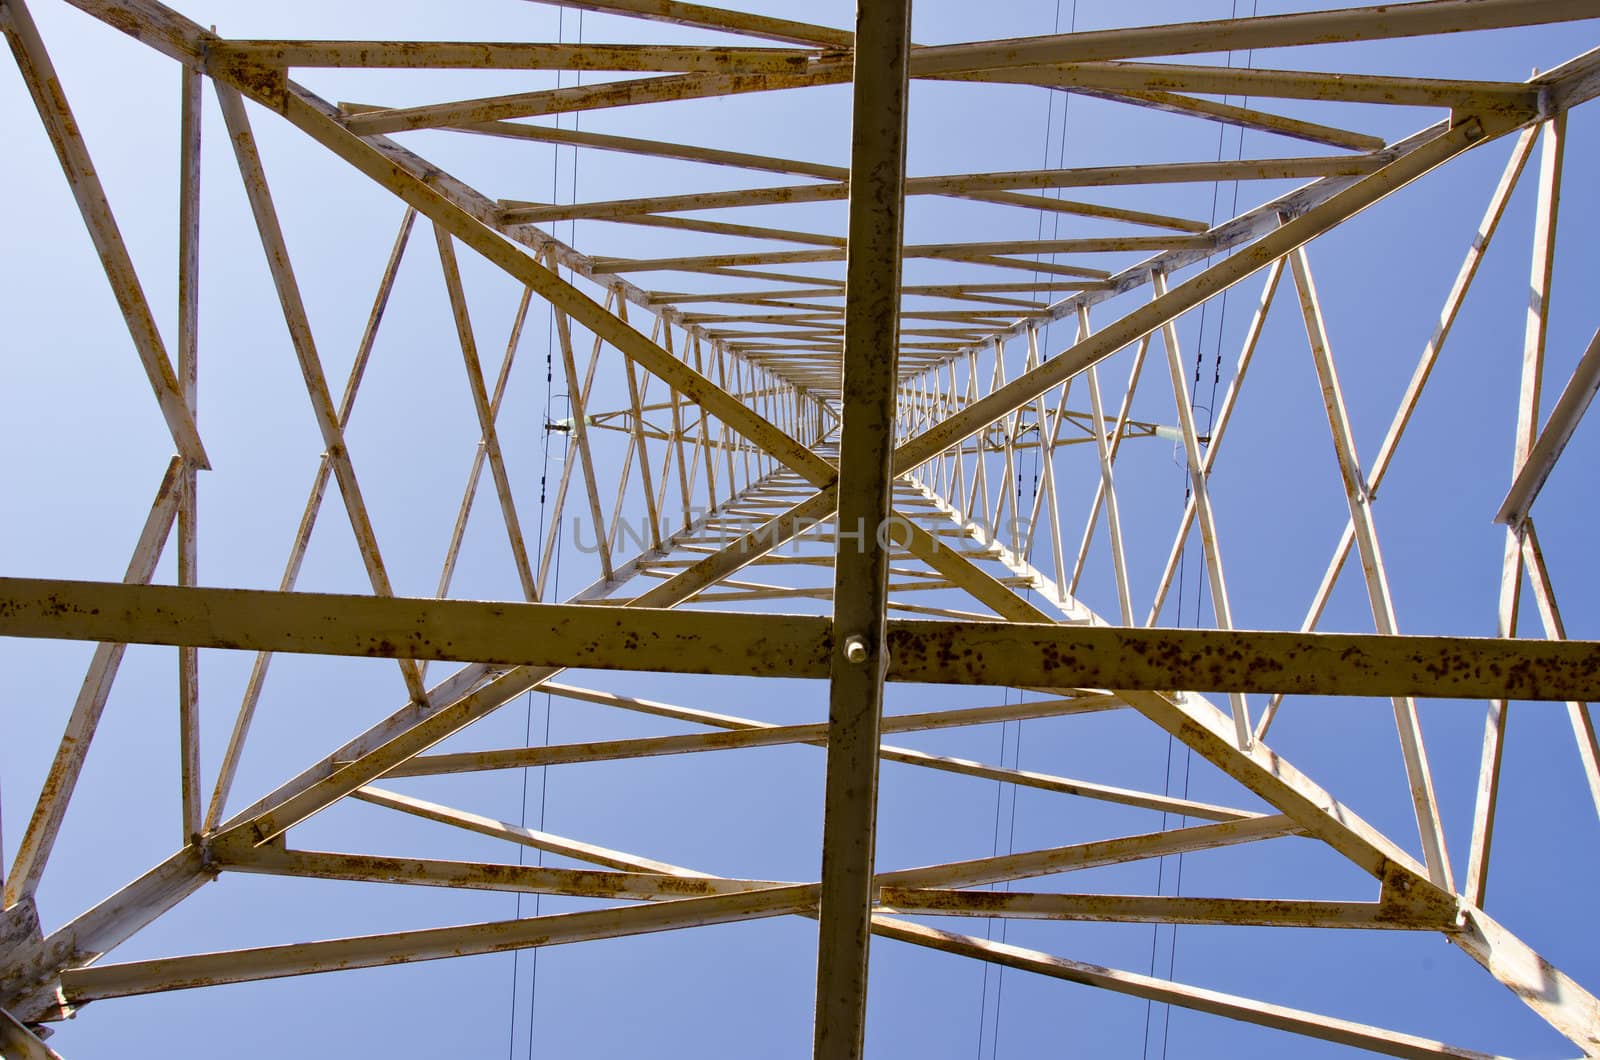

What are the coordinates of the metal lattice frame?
(2, 0, 1599, 1056)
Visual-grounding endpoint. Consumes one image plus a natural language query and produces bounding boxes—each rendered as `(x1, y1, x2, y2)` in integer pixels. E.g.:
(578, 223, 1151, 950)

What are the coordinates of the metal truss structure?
(2, 0, 1600, 1056)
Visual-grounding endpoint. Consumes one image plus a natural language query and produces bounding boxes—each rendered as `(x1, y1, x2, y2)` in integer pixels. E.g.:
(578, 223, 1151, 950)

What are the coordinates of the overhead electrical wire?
(1145, 5, 1259, 1057)
(975, 2, 1078, 1056)
(506, 9, 583, 1058)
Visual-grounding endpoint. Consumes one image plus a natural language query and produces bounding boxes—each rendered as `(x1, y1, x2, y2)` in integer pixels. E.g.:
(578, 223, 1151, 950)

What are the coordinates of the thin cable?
(506, 7, 569, 1048)
(1143, 0, 1245, 1050)
(989, 708, 1026, 1059)
(974, 3, 1077, 1055)
(1032, 0, 1080, 345)
(974, 697, 1008, 1059)
(1153, 10, 1258, 1058)
(1143, 2, 1241, 1051)
(515, 13, 585, 1057)
(977, 0, 1065, 1040)
(505, 687, 531, 1060)
(1139, 728, 1176, 1058)
(524, 517, 559, 1057)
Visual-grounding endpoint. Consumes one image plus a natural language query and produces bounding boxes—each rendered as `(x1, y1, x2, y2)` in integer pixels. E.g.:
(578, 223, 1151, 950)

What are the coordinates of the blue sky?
(3, 1, 1599, 1056)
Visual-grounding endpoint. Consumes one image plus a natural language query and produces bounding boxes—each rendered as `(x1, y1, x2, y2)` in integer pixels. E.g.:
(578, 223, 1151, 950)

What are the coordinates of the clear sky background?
(3, 1, 1599, 1056)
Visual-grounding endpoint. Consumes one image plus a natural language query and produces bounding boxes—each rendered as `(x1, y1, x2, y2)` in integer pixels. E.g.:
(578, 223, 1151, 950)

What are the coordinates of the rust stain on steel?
(881, 621, 1600, 701)
(209, 59, 287, 111)
(0, 577, 836, 678)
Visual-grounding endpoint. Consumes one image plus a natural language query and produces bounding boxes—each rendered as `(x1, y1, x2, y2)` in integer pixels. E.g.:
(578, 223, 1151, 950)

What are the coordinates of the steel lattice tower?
(2, 1, 1600, 1056)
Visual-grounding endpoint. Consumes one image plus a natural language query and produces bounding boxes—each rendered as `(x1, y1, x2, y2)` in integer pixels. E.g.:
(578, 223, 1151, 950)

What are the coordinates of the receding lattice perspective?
(3, 0, 1600, 1056)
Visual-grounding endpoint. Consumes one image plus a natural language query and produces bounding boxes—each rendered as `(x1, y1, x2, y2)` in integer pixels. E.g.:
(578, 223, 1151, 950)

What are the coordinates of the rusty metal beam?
(962, 61, 1538, 115)
(0, 576, 832, 678)
(60, 885, 819, 1001)
(4, 578, 1599, 701)
(218, 846, 792, 901)
(1497, 326, 1600, 526)
(812, 1, 911, 1055)
(908, 0, 1600, 73)
(175, 57, 203, 845)
(520, 0, 853, 49)
(872, 917, 1509, 1060)
(876, 890, 1455, 931)
(341, 67, 848, 136)
(210, 40, 823, 73)
(0, 1007, 59, 1060)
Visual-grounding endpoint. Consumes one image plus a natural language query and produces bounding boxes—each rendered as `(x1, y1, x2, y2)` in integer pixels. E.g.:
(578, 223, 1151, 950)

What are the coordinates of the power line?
(505, 10, 583, 1057)
(974, 3, 1080, 1056)
(1148, 6, 1259, 1056)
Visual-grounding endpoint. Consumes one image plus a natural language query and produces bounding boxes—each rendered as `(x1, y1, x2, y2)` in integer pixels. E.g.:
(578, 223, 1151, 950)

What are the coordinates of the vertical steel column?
(176, 60, 203, 842)
(813, 1, 911, 1056)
